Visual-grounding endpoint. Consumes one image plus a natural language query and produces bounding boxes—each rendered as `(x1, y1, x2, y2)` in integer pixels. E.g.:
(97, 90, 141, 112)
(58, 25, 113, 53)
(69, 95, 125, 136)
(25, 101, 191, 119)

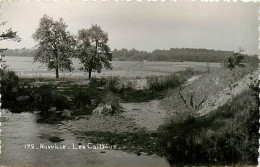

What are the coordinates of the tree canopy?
(0, 22, 21, 43)
(77, 24, 112, 79)
(0, 22, 21, 70)
(32, 15, 76, 78)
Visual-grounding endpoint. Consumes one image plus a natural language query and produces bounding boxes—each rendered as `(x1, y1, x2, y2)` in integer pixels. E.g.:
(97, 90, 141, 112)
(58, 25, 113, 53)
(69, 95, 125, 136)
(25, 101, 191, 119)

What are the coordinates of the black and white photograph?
(0, 1, 259, 166)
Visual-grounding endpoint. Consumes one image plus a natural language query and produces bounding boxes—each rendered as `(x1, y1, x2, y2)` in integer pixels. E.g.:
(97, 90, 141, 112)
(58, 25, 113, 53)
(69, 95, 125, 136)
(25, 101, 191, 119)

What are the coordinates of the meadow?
(4, 56, 221, 79)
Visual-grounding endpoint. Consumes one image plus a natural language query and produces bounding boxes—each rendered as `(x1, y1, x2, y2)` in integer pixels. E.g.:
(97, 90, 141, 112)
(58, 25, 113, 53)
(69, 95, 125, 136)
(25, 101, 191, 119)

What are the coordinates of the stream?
(0, 110, 170, 167)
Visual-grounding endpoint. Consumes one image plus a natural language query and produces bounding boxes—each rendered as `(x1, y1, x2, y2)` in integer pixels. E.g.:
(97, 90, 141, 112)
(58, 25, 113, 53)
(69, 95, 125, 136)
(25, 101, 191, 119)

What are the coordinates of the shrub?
(101, 92, 124, 116)
(34, 85, 69, 112)
(146, 73, 184, 91)
(185, 66, 195, 75)
(110, 97, 124, 115)
(73, 90, 92, 115)
(88, 76, 120, 93)
(88, 77, 107, 88)
(106, 76, 120, 92)
(0, 69, 19, 95)
(0, 69, 27, 112)
(159, 116, 240, 164)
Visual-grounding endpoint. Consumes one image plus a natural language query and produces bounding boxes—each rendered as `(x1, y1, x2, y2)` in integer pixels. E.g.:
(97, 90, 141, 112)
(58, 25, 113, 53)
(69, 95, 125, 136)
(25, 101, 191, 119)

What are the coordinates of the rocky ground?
(64, 67, 259, 134)
(121, 100, 167, 131)
(61, 100, 168, 134)
(63, 114, 145, 134)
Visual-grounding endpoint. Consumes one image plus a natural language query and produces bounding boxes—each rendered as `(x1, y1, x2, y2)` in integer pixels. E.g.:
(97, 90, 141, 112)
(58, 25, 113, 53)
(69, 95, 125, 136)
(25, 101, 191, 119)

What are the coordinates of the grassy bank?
(158, 83, 259, 165)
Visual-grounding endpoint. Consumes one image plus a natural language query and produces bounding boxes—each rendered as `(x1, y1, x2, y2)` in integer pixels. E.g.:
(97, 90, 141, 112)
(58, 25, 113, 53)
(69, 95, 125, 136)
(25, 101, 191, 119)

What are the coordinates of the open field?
(4, 56, 221, 79)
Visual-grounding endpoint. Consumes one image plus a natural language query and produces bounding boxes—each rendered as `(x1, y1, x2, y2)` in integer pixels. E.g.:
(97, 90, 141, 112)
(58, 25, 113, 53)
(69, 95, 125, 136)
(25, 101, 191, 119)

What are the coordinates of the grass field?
(5, 56, 221, 79)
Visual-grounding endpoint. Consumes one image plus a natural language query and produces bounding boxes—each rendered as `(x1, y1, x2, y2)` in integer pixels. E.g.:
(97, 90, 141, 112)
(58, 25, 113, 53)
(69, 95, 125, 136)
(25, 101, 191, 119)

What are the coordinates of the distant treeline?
(3, 48, 37, 57)
(113, 48, 259, 64)
(3, 48, 259, 65)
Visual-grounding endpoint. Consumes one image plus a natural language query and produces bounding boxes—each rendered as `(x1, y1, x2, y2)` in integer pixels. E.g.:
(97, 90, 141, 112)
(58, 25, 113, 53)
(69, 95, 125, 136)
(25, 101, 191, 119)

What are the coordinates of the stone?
(49, 137, 65, 143)
(93, 104, 104, 115)
(97, 87, 105, 91)
(104, 104, 112, 110)
(140, 152, 148, 155)
(16, 96, 30, 102)
(48, 107, 57, 112)
(61, 109, 71, 117)
(93, 104, 112, 115)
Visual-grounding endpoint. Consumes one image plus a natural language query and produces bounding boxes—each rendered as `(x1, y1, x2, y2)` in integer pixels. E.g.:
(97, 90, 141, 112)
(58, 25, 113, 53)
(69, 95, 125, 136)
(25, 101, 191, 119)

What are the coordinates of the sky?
(0, 1, 258, 55)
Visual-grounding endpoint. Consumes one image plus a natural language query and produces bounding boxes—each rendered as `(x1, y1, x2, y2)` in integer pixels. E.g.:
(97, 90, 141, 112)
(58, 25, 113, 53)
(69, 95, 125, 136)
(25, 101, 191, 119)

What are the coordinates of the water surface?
(0, 110, 170, 167)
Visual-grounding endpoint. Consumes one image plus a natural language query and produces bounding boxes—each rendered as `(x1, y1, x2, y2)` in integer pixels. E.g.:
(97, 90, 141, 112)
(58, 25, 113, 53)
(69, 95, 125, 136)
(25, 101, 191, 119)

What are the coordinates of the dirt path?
(197, 68, 260, 116)
(121, 100, 168, 131)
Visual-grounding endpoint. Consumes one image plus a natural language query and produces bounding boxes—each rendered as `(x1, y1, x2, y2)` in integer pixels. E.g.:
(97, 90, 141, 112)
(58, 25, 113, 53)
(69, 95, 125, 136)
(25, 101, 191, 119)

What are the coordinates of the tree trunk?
(56, 68, 59, 78)
(88, 69, 92, 80)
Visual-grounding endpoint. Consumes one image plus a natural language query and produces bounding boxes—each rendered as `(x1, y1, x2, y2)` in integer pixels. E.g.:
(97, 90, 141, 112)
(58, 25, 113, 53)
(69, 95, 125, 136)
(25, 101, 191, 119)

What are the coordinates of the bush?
(0, 69, 29, 112)
(73, 90, 92, 115)
(185, 66, 195, 75)
(110, 97, 124, 115)
(106, 76, 120, 92)
(88, 77, 107, 88)
(101, 92, 124, 116)
(34, 85, 69, 112)
(159, 116, 242, 164)
(146, 73, 184, 91)
(0, 69, 19, 95)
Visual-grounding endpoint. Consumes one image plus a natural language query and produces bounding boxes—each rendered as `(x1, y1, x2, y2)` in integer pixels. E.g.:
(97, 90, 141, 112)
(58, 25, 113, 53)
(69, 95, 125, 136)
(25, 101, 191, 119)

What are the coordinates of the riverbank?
(1, 63, 259, 165)
(55, 67, 259, 164)
(58, 112, 162, 157)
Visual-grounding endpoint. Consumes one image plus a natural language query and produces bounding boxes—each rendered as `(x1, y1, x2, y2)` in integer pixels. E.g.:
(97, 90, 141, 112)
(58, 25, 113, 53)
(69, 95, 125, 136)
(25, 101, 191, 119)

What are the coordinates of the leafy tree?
(0, 23, 20, 42)
(0, 23, 24, 112)
(32, 15, 76, 78)
(0, 22, 20, 90)
(222, 52, 245, 70)
(77, 24, 112, 79)
(0, 22, 21, 69)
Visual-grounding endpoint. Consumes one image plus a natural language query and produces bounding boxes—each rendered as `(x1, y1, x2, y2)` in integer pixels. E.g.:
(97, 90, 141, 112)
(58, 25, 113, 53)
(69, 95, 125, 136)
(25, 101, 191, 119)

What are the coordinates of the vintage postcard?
(0, 1, 259, 166)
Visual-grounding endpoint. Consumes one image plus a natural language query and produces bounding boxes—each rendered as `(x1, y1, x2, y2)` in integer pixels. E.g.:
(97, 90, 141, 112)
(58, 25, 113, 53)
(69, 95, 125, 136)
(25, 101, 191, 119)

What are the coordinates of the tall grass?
(146, 67, 197, 91)
(158, 84, 259, 165)
(146, 74, 183, 91)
